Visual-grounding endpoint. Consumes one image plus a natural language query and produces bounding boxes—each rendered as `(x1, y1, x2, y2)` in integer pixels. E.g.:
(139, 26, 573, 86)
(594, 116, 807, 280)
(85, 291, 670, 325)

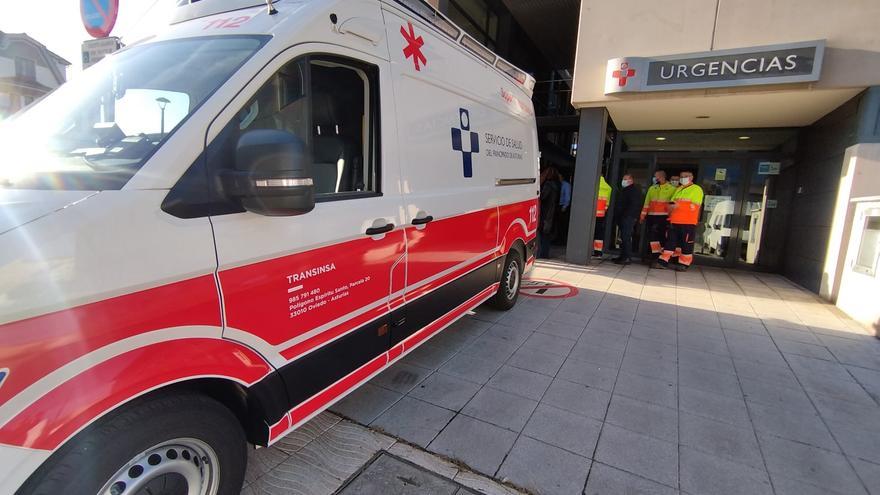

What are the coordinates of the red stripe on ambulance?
(0, 338, 270, 450)
(0, 275, 221, 415)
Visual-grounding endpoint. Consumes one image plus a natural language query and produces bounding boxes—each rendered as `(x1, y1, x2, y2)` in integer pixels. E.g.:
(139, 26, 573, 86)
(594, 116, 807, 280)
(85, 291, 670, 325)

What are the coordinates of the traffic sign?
(82, 37, 122, 69)
(519, 278, 579, 299)
(81, 0, 119, 39)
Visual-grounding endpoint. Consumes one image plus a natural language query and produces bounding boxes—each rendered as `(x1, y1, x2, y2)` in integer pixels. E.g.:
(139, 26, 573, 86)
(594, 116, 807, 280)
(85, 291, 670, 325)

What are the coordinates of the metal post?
(566, 107, 608, 265)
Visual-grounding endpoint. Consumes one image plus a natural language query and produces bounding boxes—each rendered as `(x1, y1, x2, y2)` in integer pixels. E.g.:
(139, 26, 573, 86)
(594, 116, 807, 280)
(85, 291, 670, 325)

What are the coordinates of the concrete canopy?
(571, 0, 880, 130)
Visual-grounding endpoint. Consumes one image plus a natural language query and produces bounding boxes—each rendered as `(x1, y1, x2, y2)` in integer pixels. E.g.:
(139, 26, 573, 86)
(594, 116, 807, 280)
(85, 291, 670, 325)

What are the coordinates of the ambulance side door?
(382, 6, 503, 345)
(208, 44, 406, 409)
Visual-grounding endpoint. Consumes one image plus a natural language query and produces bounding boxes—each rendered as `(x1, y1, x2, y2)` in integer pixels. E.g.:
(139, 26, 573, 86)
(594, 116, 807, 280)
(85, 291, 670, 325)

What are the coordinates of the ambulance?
(0, 0, 539, 492)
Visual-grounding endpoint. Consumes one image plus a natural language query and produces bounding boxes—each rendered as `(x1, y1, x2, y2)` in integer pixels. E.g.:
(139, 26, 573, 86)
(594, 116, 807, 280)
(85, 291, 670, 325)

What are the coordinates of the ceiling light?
(655, 137, 667, 141)
(738, 136, 751, 140)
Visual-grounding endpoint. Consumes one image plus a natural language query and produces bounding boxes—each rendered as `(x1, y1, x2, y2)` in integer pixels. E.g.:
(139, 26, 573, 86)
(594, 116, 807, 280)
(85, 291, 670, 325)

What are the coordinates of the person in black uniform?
(538, 167, 560, 258)
(614, 173, 642, 265)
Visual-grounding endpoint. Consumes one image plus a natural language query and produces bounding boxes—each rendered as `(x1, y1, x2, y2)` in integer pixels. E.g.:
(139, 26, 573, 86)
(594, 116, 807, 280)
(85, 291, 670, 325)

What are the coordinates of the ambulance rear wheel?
(17, 392, 246, 495)
(490, 251, 522, 310)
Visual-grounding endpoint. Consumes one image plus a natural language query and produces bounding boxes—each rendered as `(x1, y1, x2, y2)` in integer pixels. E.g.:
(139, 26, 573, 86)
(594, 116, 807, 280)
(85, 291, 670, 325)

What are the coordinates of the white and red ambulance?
(0, 0, 538, 493)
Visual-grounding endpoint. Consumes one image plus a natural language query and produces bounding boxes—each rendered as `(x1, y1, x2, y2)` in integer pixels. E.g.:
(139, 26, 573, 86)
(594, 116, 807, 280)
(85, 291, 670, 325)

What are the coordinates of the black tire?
(17, 392, 247, 495)
(490, 250, 523, 310)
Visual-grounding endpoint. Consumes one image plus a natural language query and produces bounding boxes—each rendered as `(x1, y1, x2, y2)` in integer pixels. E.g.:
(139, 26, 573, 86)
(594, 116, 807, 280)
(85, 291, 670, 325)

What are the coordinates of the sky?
(0, 0, 176, 77)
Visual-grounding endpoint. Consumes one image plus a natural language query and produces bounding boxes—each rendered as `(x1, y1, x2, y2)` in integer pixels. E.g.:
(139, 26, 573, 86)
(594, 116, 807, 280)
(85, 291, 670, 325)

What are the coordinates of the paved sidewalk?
(241, 411, 525, 495)
(246, 260, 880, 494)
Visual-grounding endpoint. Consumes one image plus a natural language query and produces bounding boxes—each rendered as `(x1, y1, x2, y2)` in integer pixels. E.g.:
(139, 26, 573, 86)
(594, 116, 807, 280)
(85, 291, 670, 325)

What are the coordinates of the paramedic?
(641, 170, 677, 267)
(658, 171, 704, 271)
(593, 175, 612, 257)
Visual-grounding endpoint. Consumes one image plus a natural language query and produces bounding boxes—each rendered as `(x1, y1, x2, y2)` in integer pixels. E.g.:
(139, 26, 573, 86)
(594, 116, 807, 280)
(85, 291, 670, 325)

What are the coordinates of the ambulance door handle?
(412, 215, 434, 226)
(366, 223, 394, 236)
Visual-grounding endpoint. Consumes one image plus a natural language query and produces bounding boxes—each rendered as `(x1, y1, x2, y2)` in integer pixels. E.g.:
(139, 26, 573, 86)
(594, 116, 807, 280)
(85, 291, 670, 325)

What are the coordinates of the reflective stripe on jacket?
(596, 176, 611, 217)
(668, 184, 704, 225)
(641, 183, 677, 219)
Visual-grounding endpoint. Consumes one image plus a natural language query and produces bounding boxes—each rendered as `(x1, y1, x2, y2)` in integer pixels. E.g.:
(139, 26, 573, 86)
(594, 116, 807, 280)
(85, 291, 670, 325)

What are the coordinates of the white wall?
(823, 143, 880, 333)
(837, 200, 880, 333)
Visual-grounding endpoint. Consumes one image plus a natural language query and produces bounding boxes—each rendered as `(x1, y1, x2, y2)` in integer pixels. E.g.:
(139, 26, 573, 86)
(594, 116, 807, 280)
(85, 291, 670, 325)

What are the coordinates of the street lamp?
(156, 97, 170, 138)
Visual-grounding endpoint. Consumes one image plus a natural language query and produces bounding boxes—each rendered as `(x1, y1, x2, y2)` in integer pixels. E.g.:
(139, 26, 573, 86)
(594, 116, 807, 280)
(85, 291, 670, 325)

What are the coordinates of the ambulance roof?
(170, 0, 536, 96)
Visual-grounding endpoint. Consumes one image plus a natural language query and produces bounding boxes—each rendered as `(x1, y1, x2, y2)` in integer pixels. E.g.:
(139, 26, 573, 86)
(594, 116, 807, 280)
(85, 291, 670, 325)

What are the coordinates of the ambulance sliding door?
(209, 44, 406, 410)
(383, 6, 504, 345)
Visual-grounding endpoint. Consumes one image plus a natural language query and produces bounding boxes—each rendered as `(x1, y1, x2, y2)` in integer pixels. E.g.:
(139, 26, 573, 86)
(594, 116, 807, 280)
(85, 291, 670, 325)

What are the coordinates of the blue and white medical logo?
(0, 368, 8, 389)
(451, 108, 480, 178)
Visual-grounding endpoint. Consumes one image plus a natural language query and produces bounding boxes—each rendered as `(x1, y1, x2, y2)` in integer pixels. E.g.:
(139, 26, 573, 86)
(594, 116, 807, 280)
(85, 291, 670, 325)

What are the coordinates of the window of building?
(22, 96, 35, 107)
(15, 57, 36, 81)
(854, 213, 880, 277)
(446, 0, 499, 50)
(213, 55, 380, 199)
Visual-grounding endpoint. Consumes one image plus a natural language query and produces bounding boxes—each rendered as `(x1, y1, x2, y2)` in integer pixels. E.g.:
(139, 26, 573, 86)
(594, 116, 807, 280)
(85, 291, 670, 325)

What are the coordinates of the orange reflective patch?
(669, 200, 700, 224)
(596, 198, 608, 217)
(647, 200, 669, 214)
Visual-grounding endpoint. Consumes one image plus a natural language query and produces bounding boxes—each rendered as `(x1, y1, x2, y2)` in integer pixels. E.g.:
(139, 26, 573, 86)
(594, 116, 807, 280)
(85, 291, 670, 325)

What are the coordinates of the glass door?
(626, 154, 783, 268)
(694, 159, 744, 265)
(736, 161, 777, 265)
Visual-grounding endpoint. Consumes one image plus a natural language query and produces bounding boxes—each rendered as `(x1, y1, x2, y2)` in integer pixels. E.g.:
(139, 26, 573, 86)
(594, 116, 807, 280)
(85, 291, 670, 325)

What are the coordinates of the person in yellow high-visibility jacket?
(594, 176, 612, 256)
(658, 171, 704, 271)
(640, 170, 677, 267)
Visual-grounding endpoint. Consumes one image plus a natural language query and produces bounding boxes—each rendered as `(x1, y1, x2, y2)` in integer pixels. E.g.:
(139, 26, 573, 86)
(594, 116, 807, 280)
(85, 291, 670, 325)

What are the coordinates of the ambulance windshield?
(0, 35, 268, 191)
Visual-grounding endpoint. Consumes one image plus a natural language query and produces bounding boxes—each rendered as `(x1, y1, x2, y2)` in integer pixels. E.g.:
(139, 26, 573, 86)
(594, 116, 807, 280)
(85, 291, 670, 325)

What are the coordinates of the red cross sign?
(612, 62, 635, 87)
(401, 22, 427, 71)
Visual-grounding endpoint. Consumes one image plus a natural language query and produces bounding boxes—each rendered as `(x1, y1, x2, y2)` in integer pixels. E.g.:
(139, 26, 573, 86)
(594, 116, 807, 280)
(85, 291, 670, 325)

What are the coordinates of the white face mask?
(671, 179, 679, 186)
(680, 177, 692, 186)
(621, 179, 632, 187)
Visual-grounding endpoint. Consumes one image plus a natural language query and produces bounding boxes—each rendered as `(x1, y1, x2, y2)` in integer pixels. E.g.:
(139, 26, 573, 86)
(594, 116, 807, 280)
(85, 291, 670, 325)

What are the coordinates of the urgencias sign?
(605, 40, 824, 94)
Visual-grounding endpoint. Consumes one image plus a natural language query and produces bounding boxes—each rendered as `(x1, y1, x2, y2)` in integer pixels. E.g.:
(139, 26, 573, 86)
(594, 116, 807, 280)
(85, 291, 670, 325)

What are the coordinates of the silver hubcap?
(505, 260, 520, 300)
(98, 438, 220, 495)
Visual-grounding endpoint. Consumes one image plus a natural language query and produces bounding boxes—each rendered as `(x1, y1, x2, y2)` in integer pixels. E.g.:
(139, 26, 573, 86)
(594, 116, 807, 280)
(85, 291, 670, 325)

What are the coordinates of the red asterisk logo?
(612, 62, 635, 86)
(401, 22, 427, 71)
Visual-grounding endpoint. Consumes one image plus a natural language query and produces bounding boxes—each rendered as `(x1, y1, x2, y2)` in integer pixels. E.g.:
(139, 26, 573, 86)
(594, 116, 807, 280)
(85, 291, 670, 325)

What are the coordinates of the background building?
(567, 0, 880, 331)
(0, 31, 70, 119)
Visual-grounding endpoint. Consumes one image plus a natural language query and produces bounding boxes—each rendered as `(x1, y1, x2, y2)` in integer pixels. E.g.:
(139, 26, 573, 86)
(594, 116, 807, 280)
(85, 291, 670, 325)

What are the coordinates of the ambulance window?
(223, 55, 379, 199)
(309, 58, 379, 197)
(237, 59, 309, 138)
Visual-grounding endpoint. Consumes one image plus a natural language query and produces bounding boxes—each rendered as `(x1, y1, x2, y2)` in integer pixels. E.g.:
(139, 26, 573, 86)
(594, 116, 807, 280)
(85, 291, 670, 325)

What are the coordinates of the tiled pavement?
(246, 260, 880, 495)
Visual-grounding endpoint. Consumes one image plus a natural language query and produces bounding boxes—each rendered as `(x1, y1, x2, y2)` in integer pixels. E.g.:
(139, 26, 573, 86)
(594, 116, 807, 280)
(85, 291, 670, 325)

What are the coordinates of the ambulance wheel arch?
(5, 338, 288, 493)
(16, 391, 247, 495)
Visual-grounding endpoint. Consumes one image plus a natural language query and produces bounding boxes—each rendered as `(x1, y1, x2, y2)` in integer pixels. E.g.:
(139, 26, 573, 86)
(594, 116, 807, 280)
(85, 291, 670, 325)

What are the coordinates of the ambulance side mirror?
(223, 129, 316, 216)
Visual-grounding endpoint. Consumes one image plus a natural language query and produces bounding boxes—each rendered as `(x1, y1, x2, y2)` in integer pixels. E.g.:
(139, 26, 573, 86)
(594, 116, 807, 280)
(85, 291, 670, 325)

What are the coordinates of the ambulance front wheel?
(491, 250, 523, 310)
(17, 392, 247, 495)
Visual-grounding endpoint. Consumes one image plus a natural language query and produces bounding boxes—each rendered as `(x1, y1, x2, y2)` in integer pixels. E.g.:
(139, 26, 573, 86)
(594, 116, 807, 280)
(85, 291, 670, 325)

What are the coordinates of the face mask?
(652, 177, 659, 185)
(680, 177, 692, 186)
(671, 180, 679, 186)
(621, 180, 631, 187)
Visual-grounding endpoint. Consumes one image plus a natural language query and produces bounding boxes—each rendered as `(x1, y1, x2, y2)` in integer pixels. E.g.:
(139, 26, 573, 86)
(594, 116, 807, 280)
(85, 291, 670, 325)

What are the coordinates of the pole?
(565, 107, 608, 265)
